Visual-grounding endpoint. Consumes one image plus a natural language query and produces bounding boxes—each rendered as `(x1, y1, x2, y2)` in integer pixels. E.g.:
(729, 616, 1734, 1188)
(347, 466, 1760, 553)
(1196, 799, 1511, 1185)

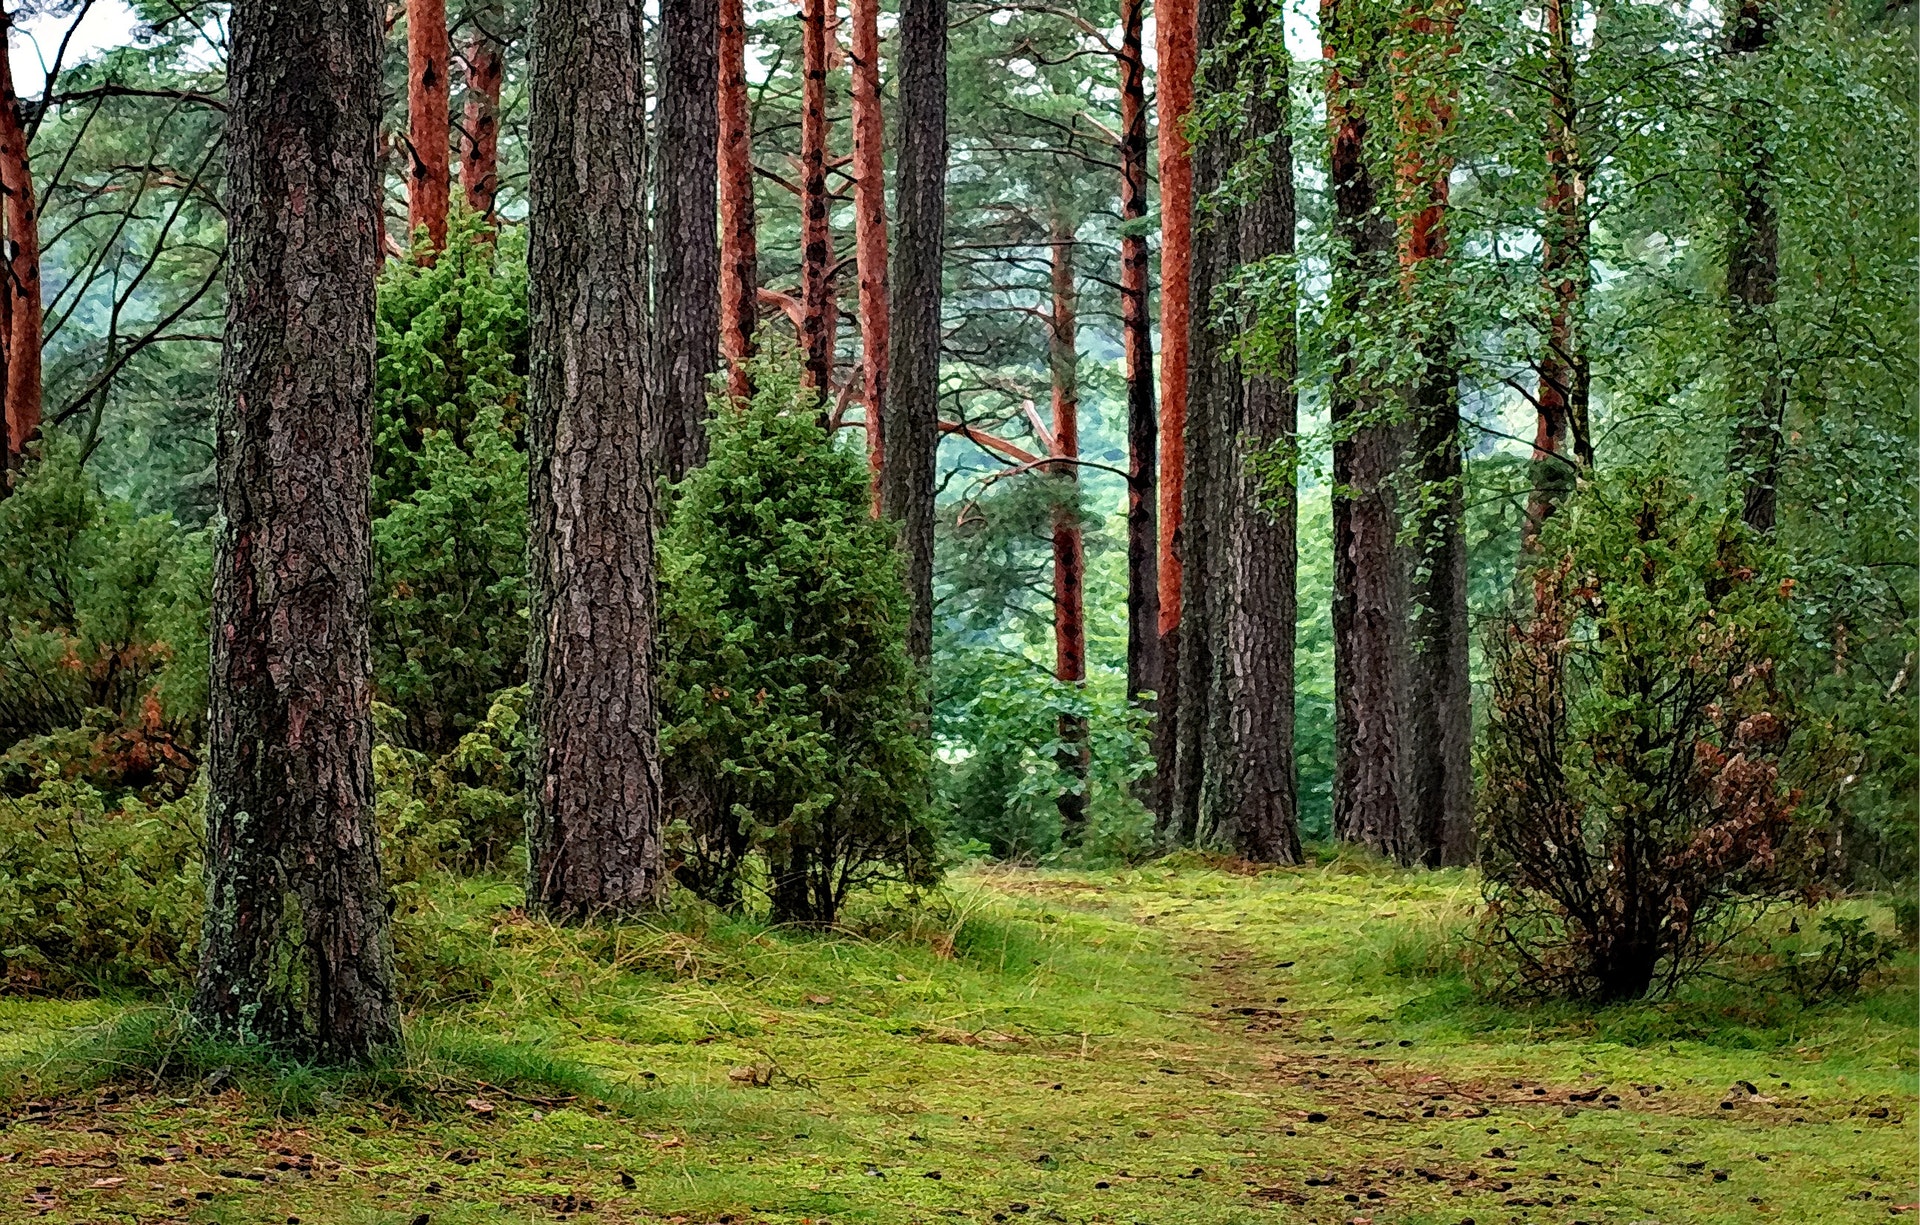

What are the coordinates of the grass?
(0, 856, 1912, 1224)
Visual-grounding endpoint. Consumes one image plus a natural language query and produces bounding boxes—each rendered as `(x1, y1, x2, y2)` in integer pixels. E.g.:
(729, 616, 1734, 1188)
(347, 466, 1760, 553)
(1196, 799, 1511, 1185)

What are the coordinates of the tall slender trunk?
(717, 0, 758, 401)
(1211, 7, 1301, 864)
(1119, 0, 1160, 727)
(1152, 0, 1197, 834)
(1326, 0, 1413, 864)
(1724, 0, 1781, 533)
(1048, 215, 1089, 841)
(191, 0, 400, 1062)
(0, 21, 41, 463)
(525, 0, 666, 918)
(407, 0, 452, 248)
(850, 0, 889, 512)
(654, 0, 722, 482)
(460, 0, 505, 221)
(881, 0, 947, 669)
(798, 0, 835, 394)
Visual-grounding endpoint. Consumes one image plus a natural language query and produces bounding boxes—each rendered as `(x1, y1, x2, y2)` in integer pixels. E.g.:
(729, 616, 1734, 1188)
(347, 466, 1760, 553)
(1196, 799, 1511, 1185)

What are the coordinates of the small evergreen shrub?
(660, 356, 936, 924)
(375, 686, 531, 882)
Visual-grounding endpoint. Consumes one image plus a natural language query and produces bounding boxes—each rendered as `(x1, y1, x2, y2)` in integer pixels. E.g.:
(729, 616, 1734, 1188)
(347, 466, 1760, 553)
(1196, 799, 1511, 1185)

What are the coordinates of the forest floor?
(0, 855, 1912, 1225)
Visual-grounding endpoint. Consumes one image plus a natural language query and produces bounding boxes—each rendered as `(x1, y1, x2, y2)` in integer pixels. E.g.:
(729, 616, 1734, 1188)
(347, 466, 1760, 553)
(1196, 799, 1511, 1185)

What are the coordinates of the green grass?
(0, 858, 1911, 1224)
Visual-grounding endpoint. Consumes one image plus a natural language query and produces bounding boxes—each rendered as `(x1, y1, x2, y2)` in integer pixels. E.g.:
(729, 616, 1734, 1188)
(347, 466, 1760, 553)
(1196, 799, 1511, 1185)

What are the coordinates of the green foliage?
(1780, 915, 1896, 1000)
(375, 686, 532, 883)
(660, 357, 936, 924)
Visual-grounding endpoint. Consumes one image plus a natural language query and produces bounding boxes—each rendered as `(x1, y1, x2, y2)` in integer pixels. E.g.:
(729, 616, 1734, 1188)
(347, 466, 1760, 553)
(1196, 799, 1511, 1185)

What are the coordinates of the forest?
(0, 0, 1911, 1218)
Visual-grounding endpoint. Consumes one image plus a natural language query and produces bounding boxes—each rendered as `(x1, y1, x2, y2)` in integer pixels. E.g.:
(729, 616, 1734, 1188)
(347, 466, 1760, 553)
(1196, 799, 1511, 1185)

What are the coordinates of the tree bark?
(1724, 0, 1781, 533)
(1152, 0, 1197, 835)
(1048, 214, 1089, 841)
(717, 0, 758, 401)
(850, 0, 889, 512)
(1119, 0, 1160, 729)
(798, 0, 835, 395)
(1326, 0, 1413, 864)
(0, 19, 41, 464)
(654, 0, 722, 481)
(459, 0, 505, 221)
(191, 0, 400, 1062)
(525, 0, 666, 918)
(407, 0, 452, 248)
(881, 0, 947, 669)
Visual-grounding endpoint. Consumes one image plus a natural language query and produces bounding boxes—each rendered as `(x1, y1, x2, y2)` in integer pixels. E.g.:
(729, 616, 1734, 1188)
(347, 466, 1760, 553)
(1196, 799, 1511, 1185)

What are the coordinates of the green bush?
(659, 356, 936, 924)
(374, 686, 531, 882)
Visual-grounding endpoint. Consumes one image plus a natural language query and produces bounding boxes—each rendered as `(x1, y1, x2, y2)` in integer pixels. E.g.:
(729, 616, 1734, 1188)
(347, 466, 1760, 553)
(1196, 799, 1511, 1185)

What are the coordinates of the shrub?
(375, 686, 531, 882)
(1477, 468, 1828, 1001)
(659, 356, 936, 924)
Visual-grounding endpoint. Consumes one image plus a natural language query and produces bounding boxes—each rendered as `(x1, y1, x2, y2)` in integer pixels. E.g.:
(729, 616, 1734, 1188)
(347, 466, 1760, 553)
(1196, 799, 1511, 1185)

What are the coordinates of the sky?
(12, 0, 139, 97)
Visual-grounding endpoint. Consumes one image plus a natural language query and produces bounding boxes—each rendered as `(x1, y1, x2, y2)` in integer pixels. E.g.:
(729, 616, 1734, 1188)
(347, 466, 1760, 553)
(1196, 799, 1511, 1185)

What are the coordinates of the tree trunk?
(654, 0, 721, 482)
(459, 0, 505, 221)
(0, 21, 41, 464)
(1119, 0, 1159, 731)
(1326, 0, 1413, 864)
(1048, 214, 1089, 842)
(1724, 0, 1781, 533)
(1152, 0, 1196, 835)
(191, 0, 400, 1062)
(407, 0, 452, 249)
(1211, 12, 1301, 864)
(850, 0, 889, 512)
(881, 0, 947, 669)
(798, 0, 835, 395)
(717, 0, 758, 401)
(525, 0, 666, 918)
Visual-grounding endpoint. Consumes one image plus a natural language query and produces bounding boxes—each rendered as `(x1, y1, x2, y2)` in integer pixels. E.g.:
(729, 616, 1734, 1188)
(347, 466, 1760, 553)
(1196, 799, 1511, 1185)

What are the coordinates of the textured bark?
(191, 0, 400, 1062)
(798, 0, 835, 395)
(1209, 22, 1301, 864)
(1326, 0, 1413, 864)
(1152, 0, 1196, 829)
(881, 0, 947, 669)
(1119, 0, 1160, 724)
(654, 0, 722, 481)
(1724, 0, 1781, 534)
(0, 22, 41, 463)
(459, 0, 505, 221)
(1048, 216, 1089, 841)
(850, 0, 889, 511)
(407, 0, 452, 248)
(525, 0, 666, 918)
(717, 0, 758, 401)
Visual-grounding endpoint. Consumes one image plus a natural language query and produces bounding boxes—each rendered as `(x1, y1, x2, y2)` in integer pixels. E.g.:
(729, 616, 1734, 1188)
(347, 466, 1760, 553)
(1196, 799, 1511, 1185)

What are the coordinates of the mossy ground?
(0, 856, 1912, 1224)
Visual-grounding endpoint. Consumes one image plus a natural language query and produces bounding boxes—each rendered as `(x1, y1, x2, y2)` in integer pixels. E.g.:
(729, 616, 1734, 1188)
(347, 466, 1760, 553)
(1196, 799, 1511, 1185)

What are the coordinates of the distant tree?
(653, 0, 721, 482)
(407, 0, 453, 248)
(459, 0, 506, 222)
(717, 0, 757, 402)
(0, 10, 42, 466)
(849, 0, 889, 508)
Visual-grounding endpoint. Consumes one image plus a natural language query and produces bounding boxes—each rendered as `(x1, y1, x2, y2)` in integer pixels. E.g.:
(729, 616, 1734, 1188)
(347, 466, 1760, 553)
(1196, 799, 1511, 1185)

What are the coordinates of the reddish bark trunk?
(798, 0, 835, 394)
(850, 0, 888, 513)
(460, 1, 504, 222)
(406, 0, 451, 249)
(718, 0, 758, 401)
(1120, 0, 1159, 719)
(0, 19, 41, 464)
(1048, 216, 1088, 840)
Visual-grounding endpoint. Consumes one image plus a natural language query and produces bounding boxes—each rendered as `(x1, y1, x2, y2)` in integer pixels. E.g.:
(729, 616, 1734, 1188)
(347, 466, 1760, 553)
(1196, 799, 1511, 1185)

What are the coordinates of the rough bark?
(525, 0, 666, 918)
(191, 0, 400, 1062)
(407, 0, 452, 248)
(654, 0, 722, 481)
(1152, 0, 1197, 834)
(850, 0, 889, 511)
(1724, 0, 1781, 533)
(1119, 0, 1160, 725)
(881, 0, 947, 669)
(717, 0, 758, 401)
(1326, 0, 1413, 864)
(1048, 215, 1089, 841)
(459, 0, 505, 221)
(0, 21, 41, 463)
(798, 0, 835, 395)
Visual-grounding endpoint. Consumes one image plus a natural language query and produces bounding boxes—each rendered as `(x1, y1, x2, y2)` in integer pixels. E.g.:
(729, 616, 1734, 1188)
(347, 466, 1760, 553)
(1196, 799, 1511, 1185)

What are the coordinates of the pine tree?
(654, 0, 722, 481)
(407, 0, 452, 248)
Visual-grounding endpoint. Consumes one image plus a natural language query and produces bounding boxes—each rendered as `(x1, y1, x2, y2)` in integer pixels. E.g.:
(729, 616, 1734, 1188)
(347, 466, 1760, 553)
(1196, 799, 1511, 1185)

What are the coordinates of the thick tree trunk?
(1119, 0, 1159, 727)
(881, 0, 947, 669)
(717, 0, 758, 401)
(525, 0, 666, 918)
(191, 0, 400, 1062)
(1724, 0, 1781, 533)
(1325, 0, 1413, 864)
(459, 0, 505, 221)
(1152, 0, 1196, 835)
(798, 0, 835, 395)
(850, 0, 889, 511)
(0, 23, 41, 463)
(407, 0, 452, 248)
(1048, 215, 1089, 841)
(654, 0, 722, 482)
